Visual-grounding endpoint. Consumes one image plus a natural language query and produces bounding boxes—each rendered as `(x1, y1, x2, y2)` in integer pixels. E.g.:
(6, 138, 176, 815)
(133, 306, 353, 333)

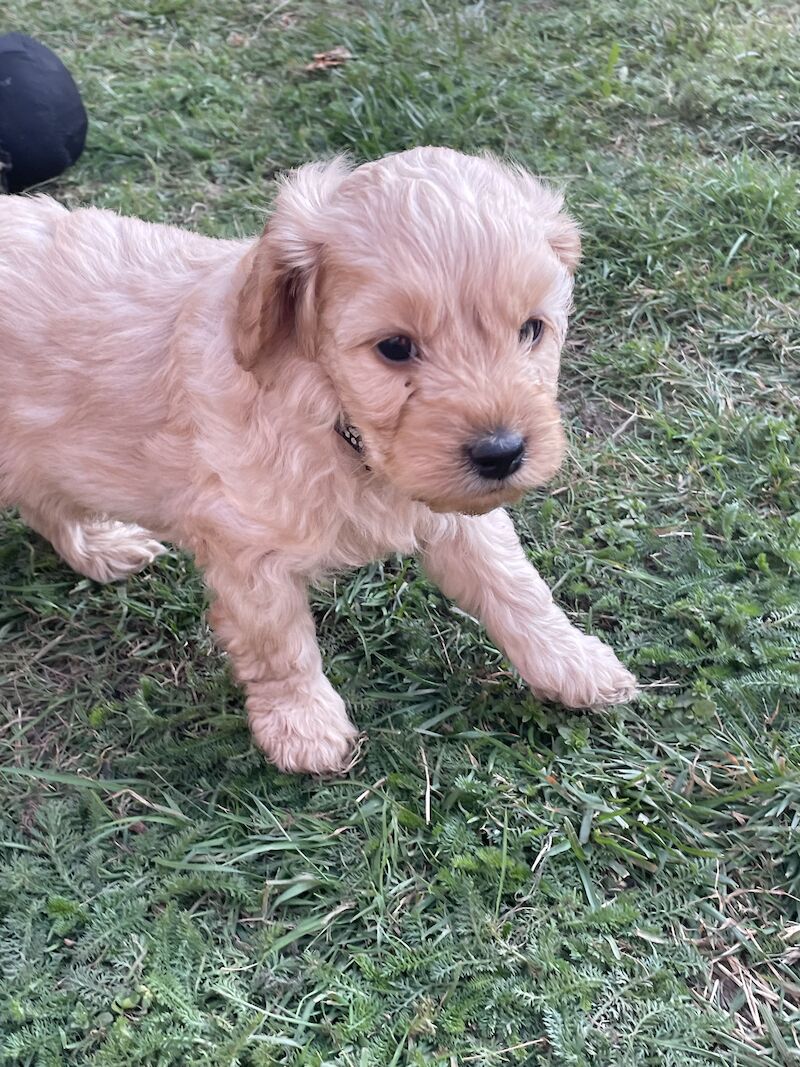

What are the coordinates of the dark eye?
(376, 335, 418, 362)
(520, 318, 544, 345)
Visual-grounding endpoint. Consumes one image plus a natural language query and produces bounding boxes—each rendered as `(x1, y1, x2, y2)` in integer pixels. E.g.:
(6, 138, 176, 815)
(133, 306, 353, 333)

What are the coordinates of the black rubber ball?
(0, 33, 88, 193)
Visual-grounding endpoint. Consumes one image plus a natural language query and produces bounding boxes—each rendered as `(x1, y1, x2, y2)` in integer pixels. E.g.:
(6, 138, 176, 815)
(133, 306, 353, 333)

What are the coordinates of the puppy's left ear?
(546, 210, 582, 273)
(516, 168, 582, 273)
(235, 157, 351, 372)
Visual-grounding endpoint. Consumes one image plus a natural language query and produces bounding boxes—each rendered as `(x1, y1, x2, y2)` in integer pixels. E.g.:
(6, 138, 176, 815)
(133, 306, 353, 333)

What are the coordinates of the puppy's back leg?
(21, 507, 165, 583)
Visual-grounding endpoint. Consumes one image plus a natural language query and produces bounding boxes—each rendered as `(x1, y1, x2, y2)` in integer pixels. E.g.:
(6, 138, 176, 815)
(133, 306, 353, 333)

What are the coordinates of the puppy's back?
(0, 194, 227, 316)
(0, 196, 240, 516)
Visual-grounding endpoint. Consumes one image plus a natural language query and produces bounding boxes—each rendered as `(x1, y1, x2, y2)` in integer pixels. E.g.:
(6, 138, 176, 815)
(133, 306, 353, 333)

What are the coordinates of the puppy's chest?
(213, 418, 426, 571)
(313, 483, 423, 572)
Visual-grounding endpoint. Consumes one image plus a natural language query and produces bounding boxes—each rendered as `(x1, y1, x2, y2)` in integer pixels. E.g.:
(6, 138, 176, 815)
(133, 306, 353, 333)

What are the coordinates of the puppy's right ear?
(235, 158, 351, 372)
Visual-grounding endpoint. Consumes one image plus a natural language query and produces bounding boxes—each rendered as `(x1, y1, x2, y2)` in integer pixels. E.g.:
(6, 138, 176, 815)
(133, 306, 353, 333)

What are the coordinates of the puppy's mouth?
(333, 421, 512, 513)
(424, 485, 527, 516)
(334, 420, 544, 515)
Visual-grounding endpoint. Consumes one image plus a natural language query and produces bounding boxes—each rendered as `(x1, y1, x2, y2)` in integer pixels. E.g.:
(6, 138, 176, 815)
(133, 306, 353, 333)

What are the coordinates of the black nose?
(467, 430, 526, 480)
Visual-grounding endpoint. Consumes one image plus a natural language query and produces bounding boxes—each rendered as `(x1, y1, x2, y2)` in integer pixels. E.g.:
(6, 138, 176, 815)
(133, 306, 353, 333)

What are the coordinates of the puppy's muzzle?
(467, 429, 526, 480)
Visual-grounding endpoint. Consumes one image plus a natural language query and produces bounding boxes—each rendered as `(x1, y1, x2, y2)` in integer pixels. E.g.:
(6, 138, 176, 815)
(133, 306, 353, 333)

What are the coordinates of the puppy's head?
(236, 147, 579, 515)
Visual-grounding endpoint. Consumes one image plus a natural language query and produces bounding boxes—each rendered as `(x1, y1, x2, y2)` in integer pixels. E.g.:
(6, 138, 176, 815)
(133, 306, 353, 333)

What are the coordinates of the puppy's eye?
(376, 335, 418, 363)
(520, 318, 544, 346)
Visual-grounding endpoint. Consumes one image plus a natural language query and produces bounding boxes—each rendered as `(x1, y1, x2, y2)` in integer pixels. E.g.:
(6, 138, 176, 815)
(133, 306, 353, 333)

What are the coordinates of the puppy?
(0, 147, 636, 773)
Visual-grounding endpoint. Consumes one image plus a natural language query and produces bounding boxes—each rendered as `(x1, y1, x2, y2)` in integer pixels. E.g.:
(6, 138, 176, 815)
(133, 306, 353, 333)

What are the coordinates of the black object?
(0, 33, 87, 192)
(467, 430, 526, 481)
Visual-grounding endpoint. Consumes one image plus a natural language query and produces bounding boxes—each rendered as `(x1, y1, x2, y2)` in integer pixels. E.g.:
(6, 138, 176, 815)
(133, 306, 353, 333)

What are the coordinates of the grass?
(1, 0, 799, 1063)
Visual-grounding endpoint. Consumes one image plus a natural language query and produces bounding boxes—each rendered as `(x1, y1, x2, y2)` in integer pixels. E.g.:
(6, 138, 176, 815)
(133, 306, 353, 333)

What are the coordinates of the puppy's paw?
(73, 520, 166, 583)
(519, 634, 637, 710)
(248, 686, 360, 775)
(558, 636, 637, 709)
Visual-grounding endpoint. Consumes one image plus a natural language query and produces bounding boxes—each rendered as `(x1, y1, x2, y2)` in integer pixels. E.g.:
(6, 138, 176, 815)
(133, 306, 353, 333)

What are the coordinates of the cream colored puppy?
(0, 147, 636, 772)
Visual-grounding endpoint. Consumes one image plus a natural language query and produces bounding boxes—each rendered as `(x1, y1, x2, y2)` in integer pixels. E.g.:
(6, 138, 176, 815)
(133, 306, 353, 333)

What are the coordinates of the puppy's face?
(236, 148, 580, 515)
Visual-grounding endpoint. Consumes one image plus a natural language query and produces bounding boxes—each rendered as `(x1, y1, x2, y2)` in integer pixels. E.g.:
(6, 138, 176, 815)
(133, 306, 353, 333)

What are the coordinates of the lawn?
(1, 0, 799, 1064)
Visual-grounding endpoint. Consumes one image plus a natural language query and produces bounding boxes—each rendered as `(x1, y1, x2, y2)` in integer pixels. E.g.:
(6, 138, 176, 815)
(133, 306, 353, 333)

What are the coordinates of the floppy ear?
(512, 164, 582, 274)
(235, 158, 351, 372)
(533, 183, 581, 273)
(546, 210, 582, 273)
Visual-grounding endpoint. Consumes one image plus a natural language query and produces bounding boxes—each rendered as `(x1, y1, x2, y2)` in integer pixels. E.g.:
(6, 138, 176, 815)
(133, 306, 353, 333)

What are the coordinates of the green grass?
(1, 1, 799, 1063)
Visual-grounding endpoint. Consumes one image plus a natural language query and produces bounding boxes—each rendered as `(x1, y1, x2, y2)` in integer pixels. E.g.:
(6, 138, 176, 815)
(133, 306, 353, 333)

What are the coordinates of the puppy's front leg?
(422, 510, 636, 709)
(204, 560, 357, 773)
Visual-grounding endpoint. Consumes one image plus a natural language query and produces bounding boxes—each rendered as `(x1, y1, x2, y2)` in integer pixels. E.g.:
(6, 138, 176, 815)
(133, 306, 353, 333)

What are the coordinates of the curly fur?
(0, 147, 636, 773)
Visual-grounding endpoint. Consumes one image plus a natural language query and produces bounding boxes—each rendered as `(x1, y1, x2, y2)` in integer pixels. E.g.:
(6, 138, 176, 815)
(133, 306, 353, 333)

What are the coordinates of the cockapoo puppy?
(0, 147, 636, 772)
